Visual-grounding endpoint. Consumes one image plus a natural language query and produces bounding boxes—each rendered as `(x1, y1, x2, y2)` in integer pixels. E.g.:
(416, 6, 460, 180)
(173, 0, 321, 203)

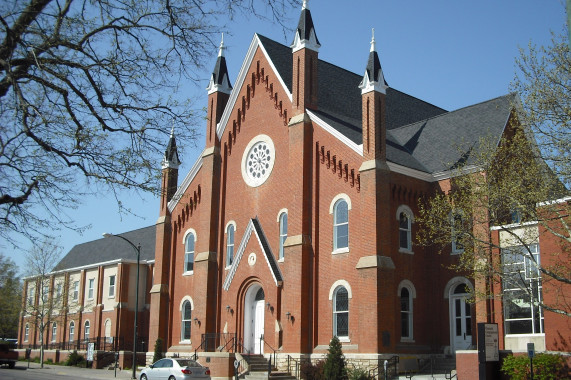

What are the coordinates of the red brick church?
(135, 1, 571, 378)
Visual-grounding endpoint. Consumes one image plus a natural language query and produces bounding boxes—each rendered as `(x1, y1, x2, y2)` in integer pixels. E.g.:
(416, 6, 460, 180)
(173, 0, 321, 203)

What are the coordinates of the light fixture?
(194, 317, 199, 325)
(285, 312, 291, 321)
(226, 305, 231, 313)
(266, 302, 271, 310)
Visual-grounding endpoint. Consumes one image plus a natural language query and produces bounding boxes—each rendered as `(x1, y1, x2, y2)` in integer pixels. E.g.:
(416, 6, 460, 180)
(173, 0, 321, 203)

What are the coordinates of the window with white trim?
(87, 278, 94, 300)
(226, 224, 235, 267)
(24, 324, 29, 342)
(69, 321, 75, 342)
(51, 322, 57, 342)
(333, 286, 349, 338)
(84, 320, 90, 341)
(400, 287, 413, 340)
(279, 212, 288, 260)
(181, 300, 192, 341)
(333, 199, 349, 251)
(72, 281, 79, 300)
(398, 210, 412, 252)
(108, 275, 116, 298)
(184, 233, 195, 273)
(27, 288, 35, 306)
(502, 244, 543, 335)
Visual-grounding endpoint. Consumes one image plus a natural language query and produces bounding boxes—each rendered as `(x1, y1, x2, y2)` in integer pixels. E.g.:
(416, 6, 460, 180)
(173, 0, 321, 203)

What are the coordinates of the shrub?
(323, 336, 347, 380)
(65, 350, 85, 367)
(501, 353, 568, 380)
(152, 338, 164, 363)
(301, 360, 325, 380)
(347, 366, 372, 380)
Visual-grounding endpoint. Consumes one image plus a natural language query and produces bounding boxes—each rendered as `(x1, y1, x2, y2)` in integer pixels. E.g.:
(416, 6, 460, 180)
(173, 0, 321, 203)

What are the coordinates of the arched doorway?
(243, 285, 265, 354)
(448, 282, 473, 352)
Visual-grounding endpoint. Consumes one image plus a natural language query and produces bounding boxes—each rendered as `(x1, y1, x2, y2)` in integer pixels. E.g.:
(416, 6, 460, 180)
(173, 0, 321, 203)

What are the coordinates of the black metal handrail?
(287, 355, 301, 379)
(369, 356, 399, 379)
(260, 337, 277, 372)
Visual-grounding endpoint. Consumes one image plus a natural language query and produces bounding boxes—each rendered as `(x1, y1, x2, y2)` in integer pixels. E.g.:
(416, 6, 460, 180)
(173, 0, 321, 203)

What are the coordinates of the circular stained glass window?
(241, 135, 275, 187)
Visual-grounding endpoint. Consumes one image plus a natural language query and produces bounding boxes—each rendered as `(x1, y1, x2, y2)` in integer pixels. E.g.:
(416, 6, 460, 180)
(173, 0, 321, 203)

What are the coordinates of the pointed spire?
(359, 28, 388, 94)
(206, 33, 232, 95)
(291, 0, 320, 52)
(162, 125, 181, 169)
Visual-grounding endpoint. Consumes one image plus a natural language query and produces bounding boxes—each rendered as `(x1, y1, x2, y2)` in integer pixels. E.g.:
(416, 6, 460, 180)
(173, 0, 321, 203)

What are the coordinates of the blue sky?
(7, 1, 568, 272)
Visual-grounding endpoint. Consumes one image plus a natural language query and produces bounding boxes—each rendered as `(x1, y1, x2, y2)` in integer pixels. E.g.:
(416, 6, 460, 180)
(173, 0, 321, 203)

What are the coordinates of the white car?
(140, 358, 211, 380)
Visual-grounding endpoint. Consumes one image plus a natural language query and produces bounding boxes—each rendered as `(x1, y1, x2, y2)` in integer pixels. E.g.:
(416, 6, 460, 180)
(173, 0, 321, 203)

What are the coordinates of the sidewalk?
(15, 361, 142, 379)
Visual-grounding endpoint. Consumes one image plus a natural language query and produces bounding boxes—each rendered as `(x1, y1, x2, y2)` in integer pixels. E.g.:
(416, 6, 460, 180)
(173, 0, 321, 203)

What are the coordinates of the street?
(0, 362, 139, 380)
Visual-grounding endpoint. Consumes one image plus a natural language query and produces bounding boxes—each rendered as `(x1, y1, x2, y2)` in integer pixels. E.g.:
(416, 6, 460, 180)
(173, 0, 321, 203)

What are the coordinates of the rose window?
(241, 135, 275, 187)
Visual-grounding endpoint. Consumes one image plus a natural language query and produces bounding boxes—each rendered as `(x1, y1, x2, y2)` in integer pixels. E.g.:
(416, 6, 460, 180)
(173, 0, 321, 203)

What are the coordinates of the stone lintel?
(359, 159, 390, 173)
(356, 255, 395, 270)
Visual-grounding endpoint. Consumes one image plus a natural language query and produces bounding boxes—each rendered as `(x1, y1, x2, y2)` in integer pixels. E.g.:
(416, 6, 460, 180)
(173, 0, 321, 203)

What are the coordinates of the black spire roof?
(163, 128, 181, 168)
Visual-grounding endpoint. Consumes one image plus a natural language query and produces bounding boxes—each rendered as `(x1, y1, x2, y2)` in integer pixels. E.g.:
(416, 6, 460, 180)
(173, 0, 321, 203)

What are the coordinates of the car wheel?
(168, 376, 176, 380)
(9, 362, 15, 369)
(140, 375, 147, 380)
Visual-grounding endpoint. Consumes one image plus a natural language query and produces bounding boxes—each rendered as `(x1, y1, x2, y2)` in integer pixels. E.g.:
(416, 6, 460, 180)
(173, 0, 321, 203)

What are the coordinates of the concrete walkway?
(14, 361, 142, 379)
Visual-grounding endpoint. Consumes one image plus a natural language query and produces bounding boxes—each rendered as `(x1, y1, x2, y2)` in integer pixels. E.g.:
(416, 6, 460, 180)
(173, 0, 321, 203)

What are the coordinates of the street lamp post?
(103, 233, 141, 380)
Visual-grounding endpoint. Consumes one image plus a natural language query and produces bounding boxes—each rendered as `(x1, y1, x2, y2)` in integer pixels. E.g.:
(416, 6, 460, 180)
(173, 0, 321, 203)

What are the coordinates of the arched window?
(104, 319, 113, 343)
(184, 232, 195, 273)
(181, 301, 192, 341)
(51, 322, 57, 342)
(333, 199, 349, 251)
(279, 212, 288, 260)
(333, 286, 349, 338)
(84, 320, 90, 341)
(226, 224, 235, 267)
(69, 321, 75, 342)
(399, 213, 412, 251)
(24, 324, 29, 342)
(400, 287, 413, 340)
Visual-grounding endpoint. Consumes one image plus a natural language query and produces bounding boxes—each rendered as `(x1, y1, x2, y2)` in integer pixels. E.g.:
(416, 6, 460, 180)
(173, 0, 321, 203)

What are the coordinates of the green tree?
(0, 254, 21, 339)
(0, 0, 296, 246)
(417, 29, 570, 319)
(323, 336, 347, 380)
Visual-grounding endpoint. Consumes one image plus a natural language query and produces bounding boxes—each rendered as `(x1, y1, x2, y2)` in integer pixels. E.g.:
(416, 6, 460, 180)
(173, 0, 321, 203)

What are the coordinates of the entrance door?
(450, 284, 472, 351)
(244, 286, 265, 354)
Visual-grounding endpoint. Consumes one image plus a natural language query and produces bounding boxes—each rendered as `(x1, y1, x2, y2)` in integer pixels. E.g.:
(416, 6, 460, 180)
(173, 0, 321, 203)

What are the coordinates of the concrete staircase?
(242, 354, 296, 380)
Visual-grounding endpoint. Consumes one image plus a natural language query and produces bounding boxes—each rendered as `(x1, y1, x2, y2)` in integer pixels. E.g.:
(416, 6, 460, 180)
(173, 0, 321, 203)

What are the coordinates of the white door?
(253, 300, 265, 354)
(451, 295, 472, 351)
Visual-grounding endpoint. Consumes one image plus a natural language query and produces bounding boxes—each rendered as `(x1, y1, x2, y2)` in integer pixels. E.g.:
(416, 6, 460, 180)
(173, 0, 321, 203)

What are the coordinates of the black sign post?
(527, 343, 535, 380)
(477, 323, 500, 380)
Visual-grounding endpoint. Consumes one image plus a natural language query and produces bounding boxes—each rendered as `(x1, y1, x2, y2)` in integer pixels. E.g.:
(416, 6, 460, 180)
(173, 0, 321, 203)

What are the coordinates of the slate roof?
(256, 34, 514, 174)
(54, 225, 156, 271)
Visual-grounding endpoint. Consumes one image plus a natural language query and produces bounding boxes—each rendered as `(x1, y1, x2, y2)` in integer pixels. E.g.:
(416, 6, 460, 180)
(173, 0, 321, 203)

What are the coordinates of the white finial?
(218, 33, 225, 57)
(302, 0, 308, 10)
(370, 28, 376, 52)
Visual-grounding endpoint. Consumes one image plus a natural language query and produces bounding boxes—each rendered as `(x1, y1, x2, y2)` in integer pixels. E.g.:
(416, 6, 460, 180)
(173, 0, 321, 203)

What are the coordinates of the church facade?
(146, 3, 568, 376)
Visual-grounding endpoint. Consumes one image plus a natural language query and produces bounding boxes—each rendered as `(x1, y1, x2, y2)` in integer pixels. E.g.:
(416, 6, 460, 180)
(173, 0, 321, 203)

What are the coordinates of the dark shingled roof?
(293, 7, 320, 45)
(54, 225, 156, 271)
(212, 55, 232, 88)
(257, 35, 513, 174)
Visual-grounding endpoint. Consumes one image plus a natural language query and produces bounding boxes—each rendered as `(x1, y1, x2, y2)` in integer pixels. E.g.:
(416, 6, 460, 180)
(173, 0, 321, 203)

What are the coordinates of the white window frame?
(108, 275, 116, 298)
(87, 278, 95, 300)
(24, 324, 29, 342)
(278, 211, 288, 261)
(180, 297, 194, 343)
(84, 320, 90, 341)
(330, 194, 351, 254)
(72, 281, 79, 300)
(396, 205, 414, 254)
(27, 287, 35, 306)
(226, 222, 236, 268)
(182, 229, 197, 275)
(51, 322, 57, 342)
(333, 286, 349, 340)
(69, 321, 75, 342)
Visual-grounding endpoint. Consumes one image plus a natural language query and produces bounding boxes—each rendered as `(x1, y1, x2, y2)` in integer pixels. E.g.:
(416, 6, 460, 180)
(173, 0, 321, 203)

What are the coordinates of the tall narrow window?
(226, 224, 235, 267)
(51, 322, 57, 342)
(181, 301, 192, 341)
(72, 281, 79, 300)
(399, 212, 412, 251)
(333, 200, 349, 251)
(55, 282, 62, 299)
(184, 233, 195, 273)
(108, 275, 116, 298)
(333, 286, 349, 338)
(87, 278, 94, 299)
(400, 288, 413, 339)
(451, 213, 465, 254)
(84, 320, 90, 341)
(24, 324, 29, 342)
(69, 321, 75, 342)
(279, 212, 288, 260)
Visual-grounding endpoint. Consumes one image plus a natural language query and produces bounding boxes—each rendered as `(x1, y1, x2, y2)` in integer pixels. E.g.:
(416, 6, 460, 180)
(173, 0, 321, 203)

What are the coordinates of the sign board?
(477, 323, 499, 362)
(87, 342, 94, 361)
(527, 343, 535, 358)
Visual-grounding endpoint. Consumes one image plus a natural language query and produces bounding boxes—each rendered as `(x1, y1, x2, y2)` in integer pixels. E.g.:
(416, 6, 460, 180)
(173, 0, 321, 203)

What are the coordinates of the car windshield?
(175, 359, 201, 367)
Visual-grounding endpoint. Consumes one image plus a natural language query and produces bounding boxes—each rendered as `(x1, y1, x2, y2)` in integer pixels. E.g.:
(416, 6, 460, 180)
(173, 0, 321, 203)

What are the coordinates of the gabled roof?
(223, 218, 283, 290)
(54, 226, 156, 271)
